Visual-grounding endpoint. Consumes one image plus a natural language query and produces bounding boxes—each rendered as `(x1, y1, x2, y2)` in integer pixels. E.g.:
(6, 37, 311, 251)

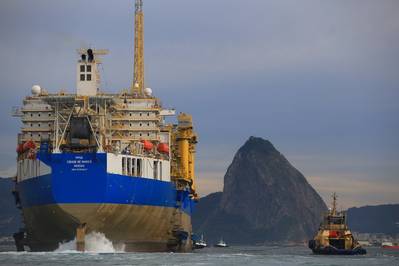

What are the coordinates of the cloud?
(196, 171, 224, 197)
(0, 0, 398, 207)
(308, 175, 399, 209)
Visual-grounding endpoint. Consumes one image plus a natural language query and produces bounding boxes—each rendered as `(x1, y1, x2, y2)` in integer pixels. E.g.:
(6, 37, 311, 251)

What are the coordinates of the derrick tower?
(132, 0, 145, 96)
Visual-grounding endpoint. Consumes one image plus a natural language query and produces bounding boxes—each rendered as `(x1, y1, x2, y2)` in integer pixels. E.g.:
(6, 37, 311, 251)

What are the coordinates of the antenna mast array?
(332, 192, 338, 215)
(132, 0, 145, 96)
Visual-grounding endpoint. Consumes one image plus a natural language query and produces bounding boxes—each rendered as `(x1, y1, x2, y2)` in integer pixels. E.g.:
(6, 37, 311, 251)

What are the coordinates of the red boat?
(382, 245, 399, 250)
(382, 242, 399, 250)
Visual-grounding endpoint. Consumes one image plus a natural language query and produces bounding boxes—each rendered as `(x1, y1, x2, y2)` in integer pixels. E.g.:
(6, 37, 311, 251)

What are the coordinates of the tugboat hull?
(309, 240, 367, 255)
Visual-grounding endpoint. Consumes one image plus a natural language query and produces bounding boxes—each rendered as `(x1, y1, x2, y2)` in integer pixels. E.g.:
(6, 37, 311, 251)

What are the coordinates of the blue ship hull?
(16, 152, 195, 252)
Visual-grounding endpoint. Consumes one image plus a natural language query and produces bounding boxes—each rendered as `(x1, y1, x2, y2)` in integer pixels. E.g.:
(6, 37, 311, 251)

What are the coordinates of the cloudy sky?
(0, 0, 398, 208)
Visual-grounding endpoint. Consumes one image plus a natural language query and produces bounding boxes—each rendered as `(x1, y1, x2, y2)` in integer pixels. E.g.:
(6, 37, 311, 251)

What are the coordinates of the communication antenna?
(332, 192, 338, 215)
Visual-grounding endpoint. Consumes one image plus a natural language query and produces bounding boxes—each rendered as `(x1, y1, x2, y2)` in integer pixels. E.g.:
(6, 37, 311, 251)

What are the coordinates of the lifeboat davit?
(141, 140, 154, 151)
(157, 143, 169, 154)
(16, 144, 24, 154)
(27, 150, 36, 160)
(23, 140, 36, 151)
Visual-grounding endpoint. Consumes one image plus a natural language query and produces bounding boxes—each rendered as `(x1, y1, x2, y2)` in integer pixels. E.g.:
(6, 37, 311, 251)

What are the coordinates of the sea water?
(56, 232, 125, 253)
(0, 234, 398, 266)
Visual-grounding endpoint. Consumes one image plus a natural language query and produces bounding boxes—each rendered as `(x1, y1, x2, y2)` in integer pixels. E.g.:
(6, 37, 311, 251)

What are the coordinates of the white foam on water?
(56, 232, 125, 253)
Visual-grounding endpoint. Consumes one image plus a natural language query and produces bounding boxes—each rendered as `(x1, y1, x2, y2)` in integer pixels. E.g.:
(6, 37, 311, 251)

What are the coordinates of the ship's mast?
(132, 0, 145, 97)
(332, 192, 338, 215)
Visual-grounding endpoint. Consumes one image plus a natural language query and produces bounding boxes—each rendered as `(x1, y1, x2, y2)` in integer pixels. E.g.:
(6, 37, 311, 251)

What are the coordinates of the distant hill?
(193, 137, 327, 244)
(347, 204, 399, 235)
(0, 178, 21, 237)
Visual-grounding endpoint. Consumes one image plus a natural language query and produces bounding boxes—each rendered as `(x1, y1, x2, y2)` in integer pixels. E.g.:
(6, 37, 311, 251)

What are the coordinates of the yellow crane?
(131, 1, 199, 199)
(175, 113, 198, 199)
(132, 0, 145, 96)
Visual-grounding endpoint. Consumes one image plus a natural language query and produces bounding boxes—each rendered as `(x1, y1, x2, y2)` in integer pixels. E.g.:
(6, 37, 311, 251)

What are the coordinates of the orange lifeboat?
(23, 140, 36, 151)
(141, 140, 154, 151)
(157, 143, 169, 154)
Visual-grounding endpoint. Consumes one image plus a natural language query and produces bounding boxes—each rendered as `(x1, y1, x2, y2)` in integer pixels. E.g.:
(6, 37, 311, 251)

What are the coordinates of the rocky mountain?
(193, 136, 327, 244)
(347, 204, 399, 235)
(0, 178, 21, 237)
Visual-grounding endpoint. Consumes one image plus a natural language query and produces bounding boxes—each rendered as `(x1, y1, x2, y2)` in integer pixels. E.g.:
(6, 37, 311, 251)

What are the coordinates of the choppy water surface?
(0, 245, 398, 266)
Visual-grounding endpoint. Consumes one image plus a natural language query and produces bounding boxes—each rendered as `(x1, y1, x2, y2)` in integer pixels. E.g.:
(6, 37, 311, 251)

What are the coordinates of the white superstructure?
(13, 49, 178, 184)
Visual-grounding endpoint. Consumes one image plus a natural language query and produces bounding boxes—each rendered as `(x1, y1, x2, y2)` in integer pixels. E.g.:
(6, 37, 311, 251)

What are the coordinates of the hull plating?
(17, 152, 194, 252)
(23, 204, 192, 252)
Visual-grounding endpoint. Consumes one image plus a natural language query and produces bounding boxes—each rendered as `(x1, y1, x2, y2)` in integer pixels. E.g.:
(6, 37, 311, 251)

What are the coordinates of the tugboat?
(214, 237, 228, 248)
(308, 193, 367, 255)
(193, 234, 207, 249)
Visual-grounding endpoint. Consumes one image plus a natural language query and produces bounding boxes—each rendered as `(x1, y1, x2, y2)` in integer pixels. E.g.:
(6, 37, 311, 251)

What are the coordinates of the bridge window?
(159, 161, 162, 181)
(137, 159, 142, 177)
(80, 65, 85, 72)
(153, 161, 158, 180)
(87, 65, 92, 72)
(131, 158, 136, 176)
(80, 74, 85, 81)
(122, 157, 126, 175)
(127, 158, 131, 176)
(87, 74, 92, 81)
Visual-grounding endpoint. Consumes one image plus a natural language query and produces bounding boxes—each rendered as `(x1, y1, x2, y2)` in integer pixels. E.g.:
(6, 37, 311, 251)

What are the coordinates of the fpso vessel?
(12, 0, 198, 252)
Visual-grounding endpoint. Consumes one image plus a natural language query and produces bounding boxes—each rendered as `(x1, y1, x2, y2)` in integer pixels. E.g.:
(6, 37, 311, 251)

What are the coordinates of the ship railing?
(11, 106, 23, 117)
(111, 117, 159, 121)
(21, 117, 56, 122)
(21, 127, 53, 132)
(111, 125, 160, 131)
(112, 106, 160, 111)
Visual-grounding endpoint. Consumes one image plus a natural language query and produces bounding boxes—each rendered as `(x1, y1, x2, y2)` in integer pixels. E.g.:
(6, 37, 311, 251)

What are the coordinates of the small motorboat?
(214, 238, 228, 248)
(193, 234, 208, 249)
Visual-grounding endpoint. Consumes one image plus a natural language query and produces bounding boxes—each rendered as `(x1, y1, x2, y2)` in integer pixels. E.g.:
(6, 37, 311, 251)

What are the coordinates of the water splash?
(56, 232, 125, 253)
